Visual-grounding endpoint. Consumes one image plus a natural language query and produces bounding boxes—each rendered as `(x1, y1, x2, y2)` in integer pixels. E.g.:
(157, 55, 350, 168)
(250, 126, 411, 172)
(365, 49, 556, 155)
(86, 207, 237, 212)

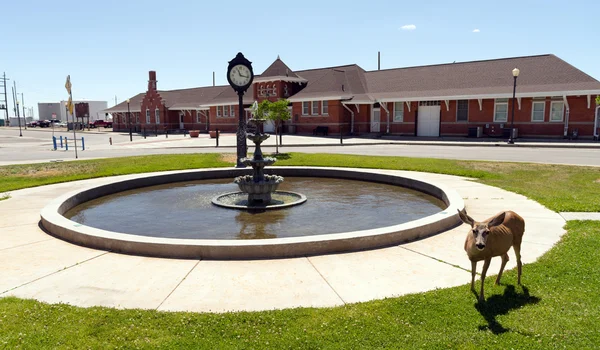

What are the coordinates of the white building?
(38, 100, 108, 122)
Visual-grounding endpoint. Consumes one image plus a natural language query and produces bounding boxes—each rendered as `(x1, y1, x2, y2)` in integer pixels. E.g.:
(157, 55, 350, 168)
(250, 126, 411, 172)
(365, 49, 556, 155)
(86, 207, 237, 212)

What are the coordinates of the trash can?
(467, 127, 478, 138)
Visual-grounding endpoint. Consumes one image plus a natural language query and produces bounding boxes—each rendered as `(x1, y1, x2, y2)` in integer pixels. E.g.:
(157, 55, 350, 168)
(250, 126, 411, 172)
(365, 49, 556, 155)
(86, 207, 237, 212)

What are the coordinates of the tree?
(596, 95, 600, 106)
(265, 99, 291, 154)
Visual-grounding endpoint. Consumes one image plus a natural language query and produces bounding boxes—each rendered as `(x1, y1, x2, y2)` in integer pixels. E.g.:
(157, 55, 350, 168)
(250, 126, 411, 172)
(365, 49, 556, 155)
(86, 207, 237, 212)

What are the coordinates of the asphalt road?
(1, 128, 599, 166)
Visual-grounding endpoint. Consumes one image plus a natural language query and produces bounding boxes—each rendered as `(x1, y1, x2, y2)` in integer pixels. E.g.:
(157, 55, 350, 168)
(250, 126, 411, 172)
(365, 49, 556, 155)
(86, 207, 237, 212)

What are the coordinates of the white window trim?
(196, 111, 202, 123)
(311, 101, 319, 115)
(393, 101, 404, 122)
(550, 101, 565, 122)
(231, 105, 235, 117)
(146, 109, 150, 124)
(302, 102, 309, 115)
(321, 101, 328, 115)
(216, 106, 221, 117)
(456, 100, 469, 122)
(223, 105, 229, 117)
(155, 108, 160, 124)
(493, 99, 508, 122)
(531, 101, 545, 122)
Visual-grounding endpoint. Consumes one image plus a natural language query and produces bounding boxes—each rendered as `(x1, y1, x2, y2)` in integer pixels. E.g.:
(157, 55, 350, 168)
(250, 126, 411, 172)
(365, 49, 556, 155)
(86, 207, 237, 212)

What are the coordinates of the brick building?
(105, 54, 600, 139)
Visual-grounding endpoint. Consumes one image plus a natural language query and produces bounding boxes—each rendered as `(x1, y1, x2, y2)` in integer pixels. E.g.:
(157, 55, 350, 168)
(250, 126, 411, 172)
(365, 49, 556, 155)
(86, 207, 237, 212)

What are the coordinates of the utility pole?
(12, 85, 22, 137)
(0, 72, 9, 126)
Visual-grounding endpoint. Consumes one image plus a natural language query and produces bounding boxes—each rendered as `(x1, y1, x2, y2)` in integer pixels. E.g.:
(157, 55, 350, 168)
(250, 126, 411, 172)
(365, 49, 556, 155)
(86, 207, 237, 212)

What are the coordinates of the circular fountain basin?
(40, 167, 465, 259)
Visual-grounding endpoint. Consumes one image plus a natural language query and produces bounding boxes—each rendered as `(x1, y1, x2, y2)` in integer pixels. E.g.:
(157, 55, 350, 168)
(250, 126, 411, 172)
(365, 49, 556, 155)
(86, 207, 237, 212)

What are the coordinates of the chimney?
(213, 71, 215, 86)
(148, 71, 157, 91)
(378, 51, 381, 70)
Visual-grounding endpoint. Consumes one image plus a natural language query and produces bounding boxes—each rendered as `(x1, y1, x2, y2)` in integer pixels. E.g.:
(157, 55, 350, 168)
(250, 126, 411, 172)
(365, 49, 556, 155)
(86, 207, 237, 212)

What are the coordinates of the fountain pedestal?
(234, 121, 283, 204)
(212, 118, 306, 211)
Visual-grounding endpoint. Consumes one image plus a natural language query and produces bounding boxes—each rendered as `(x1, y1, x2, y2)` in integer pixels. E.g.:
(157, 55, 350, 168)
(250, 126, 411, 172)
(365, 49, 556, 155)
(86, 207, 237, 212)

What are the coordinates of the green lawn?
(0, 153, 599, 348)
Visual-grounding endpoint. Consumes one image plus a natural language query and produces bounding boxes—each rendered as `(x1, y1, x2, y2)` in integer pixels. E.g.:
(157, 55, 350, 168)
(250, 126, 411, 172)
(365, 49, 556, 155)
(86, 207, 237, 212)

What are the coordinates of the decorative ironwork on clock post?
(227, 52, 255, 168)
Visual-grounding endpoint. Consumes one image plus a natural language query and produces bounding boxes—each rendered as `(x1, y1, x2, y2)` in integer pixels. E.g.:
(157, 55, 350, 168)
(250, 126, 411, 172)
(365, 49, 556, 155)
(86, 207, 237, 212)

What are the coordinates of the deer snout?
(476, 243, 485, 250)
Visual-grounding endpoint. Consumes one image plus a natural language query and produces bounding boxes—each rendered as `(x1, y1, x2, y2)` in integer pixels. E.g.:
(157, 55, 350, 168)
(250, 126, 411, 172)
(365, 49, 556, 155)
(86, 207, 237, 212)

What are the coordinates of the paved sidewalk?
(559, 212, 600, 220)
(0, 169, 566, 313)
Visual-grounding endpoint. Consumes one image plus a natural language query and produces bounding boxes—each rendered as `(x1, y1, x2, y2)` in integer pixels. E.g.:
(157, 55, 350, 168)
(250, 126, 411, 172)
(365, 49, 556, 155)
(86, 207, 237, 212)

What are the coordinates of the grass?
(0, 152, 599, 348)
(1, 221, 598, 349)
(1, 153, 598, 211)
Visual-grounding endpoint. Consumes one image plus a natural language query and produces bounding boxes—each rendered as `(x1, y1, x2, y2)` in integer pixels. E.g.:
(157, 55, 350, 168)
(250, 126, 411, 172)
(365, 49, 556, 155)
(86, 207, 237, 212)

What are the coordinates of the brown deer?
(458, 208, 525, 301)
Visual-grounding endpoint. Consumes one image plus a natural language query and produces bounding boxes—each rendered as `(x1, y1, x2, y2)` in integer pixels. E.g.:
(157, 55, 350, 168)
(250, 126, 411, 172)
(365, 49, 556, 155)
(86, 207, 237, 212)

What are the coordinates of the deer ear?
(457, 209, 475, 227)
(488, 212, 506, 227)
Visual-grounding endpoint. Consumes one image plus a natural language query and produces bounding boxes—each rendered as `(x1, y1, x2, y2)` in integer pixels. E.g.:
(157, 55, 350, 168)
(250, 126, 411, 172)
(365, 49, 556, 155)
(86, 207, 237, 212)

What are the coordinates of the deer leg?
(514, 244, 523, 285)
(496, 253, 509, 285)
(479, 258, 491, 302)
(470, 260, 477, 292)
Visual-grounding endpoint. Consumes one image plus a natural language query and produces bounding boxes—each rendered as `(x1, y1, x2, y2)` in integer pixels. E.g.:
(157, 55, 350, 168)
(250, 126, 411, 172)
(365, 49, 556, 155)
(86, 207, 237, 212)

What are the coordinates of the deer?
(457, 208, 525, 302)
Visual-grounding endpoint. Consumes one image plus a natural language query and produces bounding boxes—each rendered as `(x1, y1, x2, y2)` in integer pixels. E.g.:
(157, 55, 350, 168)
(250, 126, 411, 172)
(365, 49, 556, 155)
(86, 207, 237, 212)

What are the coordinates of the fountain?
(211, 118, 307, 210)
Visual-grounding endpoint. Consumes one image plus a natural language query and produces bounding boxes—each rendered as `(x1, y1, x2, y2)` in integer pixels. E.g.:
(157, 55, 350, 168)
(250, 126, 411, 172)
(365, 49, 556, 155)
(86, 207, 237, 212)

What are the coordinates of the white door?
(595, 106, 600, 137)
(179, 113, 184, 129)
(371, 108, 381, 132)
(417, 106, 441, 137)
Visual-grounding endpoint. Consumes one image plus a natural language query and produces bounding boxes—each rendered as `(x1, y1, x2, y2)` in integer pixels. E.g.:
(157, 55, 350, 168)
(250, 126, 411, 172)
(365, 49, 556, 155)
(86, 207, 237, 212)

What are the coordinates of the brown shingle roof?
(162, 85, 229, 109)
(365, 54, 600, 101)
(106, 54, 600, 113)
(254, 57, 306, 83)
(288, 64, 368, 102)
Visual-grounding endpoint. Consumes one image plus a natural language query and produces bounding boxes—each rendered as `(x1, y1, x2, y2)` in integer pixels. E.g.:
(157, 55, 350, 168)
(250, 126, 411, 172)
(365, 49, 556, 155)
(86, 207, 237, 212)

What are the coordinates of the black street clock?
(227, 52, 254, 167)
(227, 53, 254, 94)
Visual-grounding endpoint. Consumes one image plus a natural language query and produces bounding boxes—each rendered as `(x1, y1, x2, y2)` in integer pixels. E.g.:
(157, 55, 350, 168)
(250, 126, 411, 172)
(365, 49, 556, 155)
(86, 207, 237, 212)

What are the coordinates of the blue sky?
(2, 0, 598, 118)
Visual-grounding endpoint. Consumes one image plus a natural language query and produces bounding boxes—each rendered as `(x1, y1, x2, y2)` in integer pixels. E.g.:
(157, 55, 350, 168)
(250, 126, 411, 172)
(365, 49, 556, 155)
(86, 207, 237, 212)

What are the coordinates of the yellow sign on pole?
(67, 96, 74, 115)
(65, 75, 72, 95)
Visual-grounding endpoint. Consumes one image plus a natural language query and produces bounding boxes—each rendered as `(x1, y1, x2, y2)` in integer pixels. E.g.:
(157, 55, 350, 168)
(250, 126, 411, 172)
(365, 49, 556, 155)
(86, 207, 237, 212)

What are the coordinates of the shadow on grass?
(475, 285, 540, 335)
(269, 153, 291, 160)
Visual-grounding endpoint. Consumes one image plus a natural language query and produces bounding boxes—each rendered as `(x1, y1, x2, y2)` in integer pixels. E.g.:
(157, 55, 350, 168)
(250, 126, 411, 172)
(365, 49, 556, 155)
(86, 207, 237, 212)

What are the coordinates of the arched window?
(259, 85, 265, 97)
(272, 84, 277, 96)
(266, 85, 272, 97)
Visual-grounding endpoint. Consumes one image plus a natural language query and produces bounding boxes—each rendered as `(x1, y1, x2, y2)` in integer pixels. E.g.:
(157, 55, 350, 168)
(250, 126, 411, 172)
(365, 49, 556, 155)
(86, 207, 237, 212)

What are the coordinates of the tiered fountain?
(211, 118, 306, 210)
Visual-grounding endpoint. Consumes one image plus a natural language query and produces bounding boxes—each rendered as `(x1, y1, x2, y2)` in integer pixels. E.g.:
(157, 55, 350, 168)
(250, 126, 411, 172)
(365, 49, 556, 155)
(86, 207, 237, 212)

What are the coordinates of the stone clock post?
(227, 52, 255, 168)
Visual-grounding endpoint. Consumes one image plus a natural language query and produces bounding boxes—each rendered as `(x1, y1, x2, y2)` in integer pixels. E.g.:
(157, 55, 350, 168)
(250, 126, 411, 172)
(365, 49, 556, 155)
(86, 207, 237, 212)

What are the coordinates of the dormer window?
(284, 85, 289, 97)
(272, 84, 277, 96)
(259, 85, 265, 97)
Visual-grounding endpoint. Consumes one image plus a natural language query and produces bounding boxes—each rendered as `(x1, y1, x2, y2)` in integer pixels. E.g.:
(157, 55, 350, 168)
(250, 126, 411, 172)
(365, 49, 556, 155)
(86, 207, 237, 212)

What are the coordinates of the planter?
(189, 130, 200, 138)
(209, 130, 219, 138)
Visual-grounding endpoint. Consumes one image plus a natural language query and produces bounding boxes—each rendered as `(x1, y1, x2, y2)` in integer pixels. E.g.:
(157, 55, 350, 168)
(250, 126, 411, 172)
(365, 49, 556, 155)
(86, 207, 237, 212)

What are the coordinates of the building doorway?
(179, 113, 184, 129)
(417, 103, 441, 137)
(371, 107, 380, 132)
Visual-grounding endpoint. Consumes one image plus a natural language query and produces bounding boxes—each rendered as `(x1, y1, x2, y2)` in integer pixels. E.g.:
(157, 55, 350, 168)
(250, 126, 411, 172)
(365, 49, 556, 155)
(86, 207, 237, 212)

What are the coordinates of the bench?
(313, 126, 329, 136)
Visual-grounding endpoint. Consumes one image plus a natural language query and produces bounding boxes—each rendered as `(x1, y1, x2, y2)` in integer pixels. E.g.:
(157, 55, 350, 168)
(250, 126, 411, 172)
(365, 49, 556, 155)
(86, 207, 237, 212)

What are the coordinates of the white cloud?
(400, 24, 416, 31)
(472, 29, 480, 33)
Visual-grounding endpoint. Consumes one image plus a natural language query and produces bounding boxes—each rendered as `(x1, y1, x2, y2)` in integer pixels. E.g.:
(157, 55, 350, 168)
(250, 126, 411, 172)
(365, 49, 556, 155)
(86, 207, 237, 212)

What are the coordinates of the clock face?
(229, 64, 252, 87)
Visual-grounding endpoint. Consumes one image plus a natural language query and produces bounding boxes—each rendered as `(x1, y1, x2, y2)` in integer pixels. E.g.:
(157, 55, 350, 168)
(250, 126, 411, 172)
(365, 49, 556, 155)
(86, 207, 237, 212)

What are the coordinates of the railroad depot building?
(105, 54, 600, 139)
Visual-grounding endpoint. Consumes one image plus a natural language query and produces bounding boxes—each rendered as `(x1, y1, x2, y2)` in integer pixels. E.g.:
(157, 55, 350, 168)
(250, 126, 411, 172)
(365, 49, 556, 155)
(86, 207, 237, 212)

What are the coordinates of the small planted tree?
(265, 99, 291, 154)
(596, 95, 600, 106)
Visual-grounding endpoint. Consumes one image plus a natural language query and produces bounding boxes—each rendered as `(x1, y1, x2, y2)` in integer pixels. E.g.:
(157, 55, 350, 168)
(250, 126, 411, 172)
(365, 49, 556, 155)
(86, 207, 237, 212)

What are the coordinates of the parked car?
(57, 122, 68, 127)
(90, 119, 112, 128)
(38, 120, 51, 128)
(27, 121, 39, 127)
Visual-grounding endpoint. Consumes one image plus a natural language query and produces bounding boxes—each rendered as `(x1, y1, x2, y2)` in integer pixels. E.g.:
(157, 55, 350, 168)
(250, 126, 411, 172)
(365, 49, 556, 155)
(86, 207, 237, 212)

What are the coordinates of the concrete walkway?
(0, 170, 568, 312)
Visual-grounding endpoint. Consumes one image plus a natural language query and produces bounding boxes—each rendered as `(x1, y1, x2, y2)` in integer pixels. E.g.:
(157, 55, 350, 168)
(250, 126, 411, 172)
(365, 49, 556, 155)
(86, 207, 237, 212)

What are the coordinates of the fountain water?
(212, 118, 306, 210)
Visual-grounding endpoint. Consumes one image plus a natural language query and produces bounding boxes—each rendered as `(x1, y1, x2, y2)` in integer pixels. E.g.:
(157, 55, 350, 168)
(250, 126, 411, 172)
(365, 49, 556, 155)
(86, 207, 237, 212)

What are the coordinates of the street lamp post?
(508, 67, 520, 144)
(127, 99, 132, 142)
(16, 100, 22, 137)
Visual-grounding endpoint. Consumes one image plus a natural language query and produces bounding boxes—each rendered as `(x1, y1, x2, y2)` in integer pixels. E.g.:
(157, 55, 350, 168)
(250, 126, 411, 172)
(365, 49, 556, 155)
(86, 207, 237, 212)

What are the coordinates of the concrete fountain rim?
(40, 166, 465, 260)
